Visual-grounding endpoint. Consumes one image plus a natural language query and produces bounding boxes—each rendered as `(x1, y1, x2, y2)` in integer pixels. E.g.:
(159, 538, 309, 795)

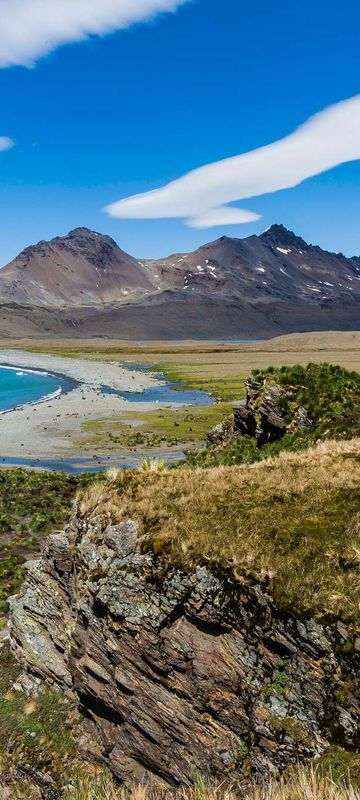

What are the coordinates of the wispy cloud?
(0, 0, 189, 68)
(105, 94, 360, 228)
(0, 136, 14, 152)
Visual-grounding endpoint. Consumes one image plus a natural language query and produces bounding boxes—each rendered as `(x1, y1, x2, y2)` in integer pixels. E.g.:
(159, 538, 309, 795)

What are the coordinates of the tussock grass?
(65, 768, 360, 800)
(79, 437, 360, 625)
(137, 457, 167, 473)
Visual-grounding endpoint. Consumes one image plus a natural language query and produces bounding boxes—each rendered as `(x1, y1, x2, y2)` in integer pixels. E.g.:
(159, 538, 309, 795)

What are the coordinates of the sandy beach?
(0, 349, 169, 460)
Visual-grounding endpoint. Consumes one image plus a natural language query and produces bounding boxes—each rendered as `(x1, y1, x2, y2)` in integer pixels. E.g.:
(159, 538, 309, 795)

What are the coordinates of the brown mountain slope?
(0, 224, 360, 338)
(0, 227, 155, 307)
(144, 224, 360, 307)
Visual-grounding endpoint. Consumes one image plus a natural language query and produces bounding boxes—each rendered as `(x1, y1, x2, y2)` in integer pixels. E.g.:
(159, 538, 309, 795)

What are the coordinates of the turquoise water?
(0, 365, 72, 412)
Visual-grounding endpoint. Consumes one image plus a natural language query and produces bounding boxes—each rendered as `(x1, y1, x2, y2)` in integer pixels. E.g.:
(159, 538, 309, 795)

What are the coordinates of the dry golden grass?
(79, 438, 360, 625)
(66, 769, 360, 800)
(3, 331, 360, 379)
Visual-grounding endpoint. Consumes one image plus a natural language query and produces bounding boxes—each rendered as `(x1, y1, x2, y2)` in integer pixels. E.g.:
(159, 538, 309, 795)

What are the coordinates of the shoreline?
(0, 362, 78, 415)
(0, 350, 166, 461)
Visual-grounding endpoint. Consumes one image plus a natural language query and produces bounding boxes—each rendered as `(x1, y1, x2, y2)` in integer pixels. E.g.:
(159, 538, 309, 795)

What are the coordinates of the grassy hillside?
(79, 437, 360, 626)
(187, 362, 360, 467)
(2, 358, 360, 796)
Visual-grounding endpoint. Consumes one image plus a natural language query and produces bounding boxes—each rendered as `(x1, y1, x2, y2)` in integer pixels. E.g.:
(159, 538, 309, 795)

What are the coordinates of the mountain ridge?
(0, 224, 360, 338)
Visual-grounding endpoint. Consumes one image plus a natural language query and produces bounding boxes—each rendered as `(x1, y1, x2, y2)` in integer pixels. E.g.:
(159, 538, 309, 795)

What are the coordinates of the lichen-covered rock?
(9, 509, 359, 787)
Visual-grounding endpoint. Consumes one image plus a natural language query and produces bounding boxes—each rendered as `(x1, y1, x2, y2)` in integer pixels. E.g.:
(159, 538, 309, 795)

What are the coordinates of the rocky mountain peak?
(260, 223, 309, 250)
(53, 227, 120, 262)
(60, 227, 116, 245)
(0, 226, 155, 307)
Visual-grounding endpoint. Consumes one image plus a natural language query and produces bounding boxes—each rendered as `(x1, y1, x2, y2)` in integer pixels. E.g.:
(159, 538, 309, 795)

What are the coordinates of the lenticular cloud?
(105, 94, 360, 229)
(0, 0, 189, 68)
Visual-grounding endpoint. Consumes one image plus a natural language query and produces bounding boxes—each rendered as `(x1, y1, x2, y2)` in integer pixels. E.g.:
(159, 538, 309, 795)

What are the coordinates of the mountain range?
(0, 224, 359, 339)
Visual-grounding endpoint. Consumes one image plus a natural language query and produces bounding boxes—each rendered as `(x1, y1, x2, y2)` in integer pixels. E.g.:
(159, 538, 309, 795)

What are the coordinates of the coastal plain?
(1, 331, 360, 462)
(0, 350, 161, 462)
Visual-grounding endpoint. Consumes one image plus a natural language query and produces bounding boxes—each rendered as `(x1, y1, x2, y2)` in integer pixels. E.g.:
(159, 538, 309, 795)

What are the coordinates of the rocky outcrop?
(9, 509, 359, 787)
(207, 376, 313, 450)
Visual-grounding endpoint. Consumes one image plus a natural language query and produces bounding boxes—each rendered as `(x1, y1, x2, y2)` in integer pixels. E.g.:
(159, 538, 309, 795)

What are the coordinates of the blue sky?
(0, 0, 360, 265)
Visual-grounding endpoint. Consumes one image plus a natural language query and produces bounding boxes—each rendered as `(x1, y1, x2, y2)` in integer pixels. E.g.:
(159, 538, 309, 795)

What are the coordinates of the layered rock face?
(9, 509, 359, 786)
(207, 376, 312, 450)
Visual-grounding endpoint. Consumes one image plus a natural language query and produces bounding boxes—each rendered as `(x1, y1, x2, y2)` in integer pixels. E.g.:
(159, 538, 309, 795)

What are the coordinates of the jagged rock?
(233, 405, 257, 438)
(206, 405, 254, 447)
(208, 375, 314, 451)
(9, 509, 360, 787)
(256, 384, 286, 445)
(15, 765, 57, 800)
(12, 671, 44, 697)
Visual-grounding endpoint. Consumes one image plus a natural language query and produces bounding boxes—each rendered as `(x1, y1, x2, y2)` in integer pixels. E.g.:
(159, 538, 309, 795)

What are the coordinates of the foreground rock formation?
(9, 506, 359, 786)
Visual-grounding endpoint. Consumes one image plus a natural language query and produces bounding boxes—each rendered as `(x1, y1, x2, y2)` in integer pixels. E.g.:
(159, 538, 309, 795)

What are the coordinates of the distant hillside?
(1, 224, 360, 338)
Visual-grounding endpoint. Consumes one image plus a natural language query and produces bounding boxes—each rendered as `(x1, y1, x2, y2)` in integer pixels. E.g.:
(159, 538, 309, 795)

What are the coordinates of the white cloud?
(105, 94, 360, 228)
(0, 136, 14, 152)
(0, 0, 189, 68)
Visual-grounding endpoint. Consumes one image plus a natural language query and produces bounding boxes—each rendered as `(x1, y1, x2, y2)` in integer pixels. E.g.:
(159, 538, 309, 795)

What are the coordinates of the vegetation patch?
(265, 670, 288, 697)
(78, 403, 233, 451)
(0, 469, 97, 619)
(0, 644, 79, 785)
(147, 362, 246, 401)
(317, 746, 360, 788)
(187, 363, 360, 468)
(64, 767, 360, 799)
(269, 715, 311, 745)
(185, 430, 315, 468)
